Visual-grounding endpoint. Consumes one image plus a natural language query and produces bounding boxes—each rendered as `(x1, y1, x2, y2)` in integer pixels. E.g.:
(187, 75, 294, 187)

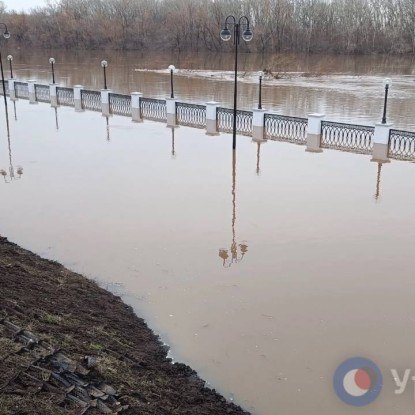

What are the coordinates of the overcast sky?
(3, 0, 46, 12)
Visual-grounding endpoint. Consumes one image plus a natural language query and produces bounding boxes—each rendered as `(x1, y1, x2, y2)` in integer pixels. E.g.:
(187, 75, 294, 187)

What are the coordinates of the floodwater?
(6, 49, 415, 129)
(1, 96, 415, 415)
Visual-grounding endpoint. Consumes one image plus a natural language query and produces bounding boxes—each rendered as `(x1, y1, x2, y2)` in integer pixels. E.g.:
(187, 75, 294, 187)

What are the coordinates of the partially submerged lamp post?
(49, 57, 56, 84)
(7, 55, 13, 79)
(381, 78, 391, 124)
(101, 60, 108, 90)
(220, 15, 253, 150)
(0, 23, 10, 108)
(258, 71, 263, 110)
(168, 65, 175, 99)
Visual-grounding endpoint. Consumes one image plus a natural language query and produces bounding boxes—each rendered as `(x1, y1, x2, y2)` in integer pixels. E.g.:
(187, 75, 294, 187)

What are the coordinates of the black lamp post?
(258, 71, 263, 110)
(0, 23, 10, 109)
(49, 57, 56, 84)
(220, 15, 253, 151)
(7, 55, 13, 79)
(381, 78, 391, 124)
(101, 60, 108, 90)
(168, 64, 175, 99)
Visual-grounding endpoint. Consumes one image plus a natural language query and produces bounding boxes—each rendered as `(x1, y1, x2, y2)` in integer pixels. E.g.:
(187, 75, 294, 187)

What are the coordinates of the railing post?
(101, 88, 112, 117)
(166, 97, 177, 127)
(306, 113, 325, 152)
(27, 80, 37, 104)
(50, 83, 58, 108)
(73, 85, 84, 112)
(372, 122, 392, 163)
(131, 92, 143, 122)
(205, 101, 219, 136)
(8, 79, 16, 101)
(252, 108, 266, 141)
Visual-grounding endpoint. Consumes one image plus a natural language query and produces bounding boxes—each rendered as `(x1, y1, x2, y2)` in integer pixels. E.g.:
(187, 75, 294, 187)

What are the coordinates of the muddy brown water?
(0, 51, 415, 414)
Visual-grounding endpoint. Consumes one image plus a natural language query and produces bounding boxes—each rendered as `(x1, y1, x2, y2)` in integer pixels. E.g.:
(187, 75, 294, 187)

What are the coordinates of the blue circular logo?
(333, 357, 383, 406)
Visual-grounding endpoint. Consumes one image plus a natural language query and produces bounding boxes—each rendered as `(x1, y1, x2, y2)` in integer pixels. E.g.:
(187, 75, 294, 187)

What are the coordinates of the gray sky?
(3, 0, 46, 12)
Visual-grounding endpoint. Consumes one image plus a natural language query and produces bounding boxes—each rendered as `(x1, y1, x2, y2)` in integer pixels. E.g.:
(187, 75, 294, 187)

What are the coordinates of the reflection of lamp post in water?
(170, 126, 176, 158)
(105, 115, 110, 141)
(374, 162, 383, 201)
(12, 99, 16, 120)
(219, 151, 248, 267)
(0, 23, 11, 109)
(0, 104, 23, 183)
(54, 106, 59, 130)
(256, 141, 263, 175)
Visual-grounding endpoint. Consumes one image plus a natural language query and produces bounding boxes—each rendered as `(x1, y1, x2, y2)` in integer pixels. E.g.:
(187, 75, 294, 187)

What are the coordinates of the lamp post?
(220, 15, 253, 151)
(258, 71, 263, 110)
(381, 78, 391, 124)
(168, 65, 175, 99)
(7, 55, 13, 79)
(0, 23, 10, 109)
(49, 57, 56, 84)
(101, 60, 108, 90)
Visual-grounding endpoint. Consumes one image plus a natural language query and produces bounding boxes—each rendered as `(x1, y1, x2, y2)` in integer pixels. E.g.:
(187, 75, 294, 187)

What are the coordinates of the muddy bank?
(0, 236, 250, 415)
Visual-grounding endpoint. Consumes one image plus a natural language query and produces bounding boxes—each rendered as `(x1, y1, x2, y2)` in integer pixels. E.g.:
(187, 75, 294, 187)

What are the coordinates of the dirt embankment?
(0, 236, 250, 415)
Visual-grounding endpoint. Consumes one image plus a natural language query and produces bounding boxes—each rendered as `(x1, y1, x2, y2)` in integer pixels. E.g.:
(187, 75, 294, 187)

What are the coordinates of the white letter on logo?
(391, 369, 411, 394)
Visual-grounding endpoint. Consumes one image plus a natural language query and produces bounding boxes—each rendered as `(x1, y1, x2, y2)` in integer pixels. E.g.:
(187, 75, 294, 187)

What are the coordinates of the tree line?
(1, 0, 415, 55)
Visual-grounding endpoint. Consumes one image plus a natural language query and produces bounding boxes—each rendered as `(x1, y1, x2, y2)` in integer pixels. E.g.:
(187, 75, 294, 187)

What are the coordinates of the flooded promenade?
(1, 52, 415, 414)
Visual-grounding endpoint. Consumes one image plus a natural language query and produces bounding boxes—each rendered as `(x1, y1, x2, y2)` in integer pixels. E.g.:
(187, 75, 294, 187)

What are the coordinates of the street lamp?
(220, 15, 253, 150)
(258, 71, 263, 110)
(381, 78, 391, 124)
(7, 55, 13, 79)
(168, 65, 175, 99)
(101, 60, 108, 90)
(0, 23, 10, 108)
(49, 57, 56, 84)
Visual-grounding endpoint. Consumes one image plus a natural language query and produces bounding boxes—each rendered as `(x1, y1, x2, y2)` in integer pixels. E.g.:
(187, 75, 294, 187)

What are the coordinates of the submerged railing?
(176, 102, 206, 128)
(57, 87, 74, 107)
(109, 93, 131, 116)
(14, 82, 29, 99)
(264, 114, 307, 144)
(35, 84, 50, 103)
(81, 89, 101, 111)
(389, 129, 415, 161)
(140, 97, 167, 121)
(2, 79, 415, 162)
(321, 121, 374, 154)
(217, 107, 253, 136)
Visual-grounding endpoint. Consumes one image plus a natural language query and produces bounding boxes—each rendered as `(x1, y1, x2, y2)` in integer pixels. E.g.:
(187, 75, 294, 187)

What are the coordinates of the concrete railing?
(2, 79, 415, 163)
